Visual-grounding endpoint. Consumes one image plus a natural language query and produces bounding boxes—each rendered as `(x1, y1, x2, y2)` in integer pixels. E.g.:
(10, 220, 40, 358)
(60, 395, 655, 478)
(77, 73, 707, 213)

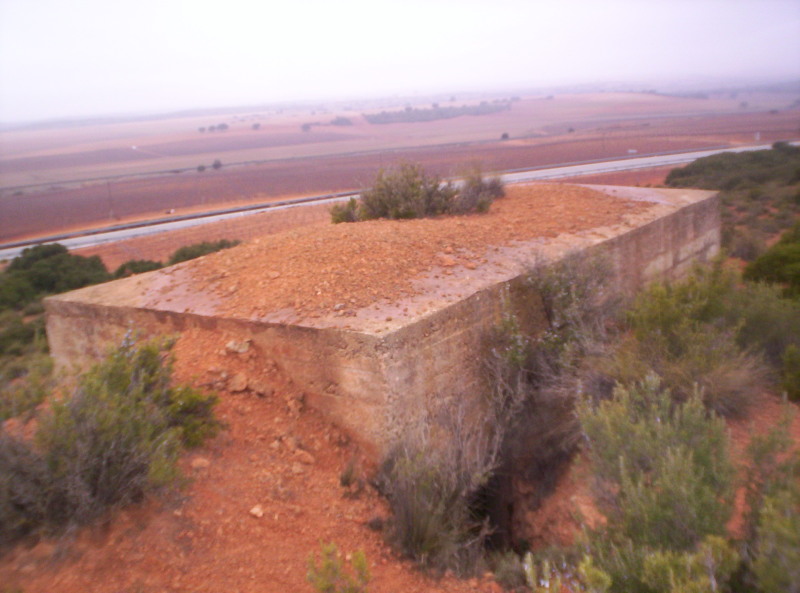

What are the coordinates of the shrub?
(451, 167, 504, 214)
(377, 394, 504, 575)
(164, 385, 221, 447)
(735, 409, 800, 592)
(577, 376, 735, 593)
(0, 273, 35, 310)
(8, 244, 110, 295)
(727, 227, 765, 261)
(0, 337, 219, 546)
(333, 163, 504, 223)
(753, 488, 800, 593)
(489, 550, 528, 590)
(782, 345, 800, 401)
(0, 353, 52, 421)
(330, 198, 360, 224)
(379, 432, 489, 574)
(359, 163, 457, 221)
(167, 239, 240, 265)
(744, 221, 800, 298)
(113, 259, 163, 278)
(479, 255, 617, 546)
(307, 542, 370, 593)
(622, 263, 774, 417)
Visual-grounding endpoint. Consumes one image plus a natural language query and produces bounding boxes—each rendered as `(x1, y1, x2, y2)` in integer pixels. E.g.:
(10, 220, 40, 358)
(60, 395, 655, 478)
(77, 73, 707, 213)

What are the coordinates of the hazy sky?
(1, 0, 799, 122)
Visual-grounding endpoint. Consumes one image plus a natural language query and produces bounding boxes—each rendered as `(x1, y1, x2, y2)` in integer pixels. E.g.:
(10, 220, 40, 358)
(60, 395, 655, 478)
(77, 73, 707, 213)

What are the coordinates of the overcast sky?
(1, 0, 798, 123)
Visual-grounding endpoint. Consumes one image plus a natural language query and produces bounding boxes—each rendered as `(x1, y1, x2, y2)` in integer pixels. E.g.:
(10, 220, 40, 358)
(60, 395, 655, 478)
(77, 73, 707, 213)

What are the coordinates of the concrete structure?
(45, 185, 719, 455)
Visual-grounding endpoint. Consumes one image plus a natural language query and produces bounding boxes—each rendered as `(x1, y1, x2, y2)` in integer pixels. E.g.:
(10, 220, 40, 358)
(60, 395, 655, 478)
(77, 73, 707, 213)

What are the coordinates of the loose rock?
(228, 373, 248, 392)
(190, 457, 211, 470)
(249, 505, 264, 518)
(225, 340, 251, 354)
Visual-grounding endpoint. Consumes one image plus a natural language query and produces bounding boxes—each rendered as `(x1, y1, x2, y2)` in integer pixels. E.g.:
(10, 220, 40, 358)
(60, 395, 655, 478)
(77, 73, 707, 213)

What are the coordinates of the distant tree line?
(363, 101, 511, 125)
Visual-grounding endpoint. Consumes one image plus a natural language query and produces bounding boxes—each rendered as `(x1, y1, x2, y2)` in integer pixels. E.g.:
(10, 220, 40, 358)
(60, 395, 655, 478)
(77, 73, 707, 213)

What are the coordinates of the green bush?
(0, 273, 35, 310)
(782, 345, 800, 401)
(621, 263, 782, 417)
(667, 145, 800, 264)
(330, 198, 360, 224)
(9, 245, 110, 295)
(736, 409, 800, 592)
(1, 244, 110, 311)
(0, 336, 219, 546)
(744, 221, 800, 298)
(478, 254, 616, 549)
(753, 488, 800, 593)
(451, 167, 505, 214)
(167, 239, 240, 265)
(331, 163, 502, 223)
(0, 311, 37, 357)
(113, 259, 163, 278)
(578, 376, 735, 592)
(0, 353, 52, 421)
(379, 442, 489, 575)
(377, 393, 505, 575)
(359, 163, 457, 221)
(307, 542, 370, 593)
(489, 550, 528, 590)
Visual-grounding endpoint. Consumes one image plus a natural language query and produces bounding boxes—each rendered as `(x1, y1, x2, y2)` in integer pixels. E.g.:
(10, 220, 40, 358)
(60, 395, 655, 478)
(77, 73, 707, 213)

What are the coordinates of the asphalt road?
(0, 142, 791, 262)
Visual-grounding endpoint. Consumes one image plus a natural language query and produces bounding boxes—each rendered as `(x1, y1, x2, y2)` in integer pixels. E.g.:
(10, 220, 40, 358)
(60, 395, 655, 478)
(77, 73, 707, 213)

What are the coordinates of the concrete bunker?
(45, 184, 720, 459)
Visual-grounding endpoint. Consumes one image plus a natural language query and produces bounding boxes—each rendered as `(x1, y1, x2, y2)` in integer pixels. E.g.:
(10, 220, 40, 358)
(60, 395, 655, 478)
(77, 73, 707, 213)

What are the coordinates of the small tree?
(212, 159, 222, 170)
(359, 163, 456, 220)
(307, 542, 370, 593)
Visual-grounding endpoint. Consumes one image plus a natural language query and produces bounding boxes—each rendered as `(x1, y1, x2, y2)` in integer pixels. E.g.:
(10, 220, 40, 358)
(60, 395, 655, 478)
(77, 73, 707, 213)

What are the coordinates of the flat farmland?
(1, 91, 798, 242)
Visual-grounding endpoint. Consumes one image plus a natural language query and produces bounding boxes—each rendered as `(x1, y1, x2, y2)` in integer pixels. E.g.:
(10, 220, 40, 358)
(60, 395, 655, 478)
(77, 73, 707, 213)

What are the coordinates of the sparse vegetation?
(576, 376, 738, 593)
(0, 336, 219, 547)
(376, 247, 798, 587)
(0, 244, 113, 420)
(167, 239, 240, 265)
(666, 142, 800, 261)
(377, 400, 497, 575)
(307, 542, 370, 593)
(114, 259, 164, 278)
(744, 220, 800, 298)
(330, 163, 503, 223)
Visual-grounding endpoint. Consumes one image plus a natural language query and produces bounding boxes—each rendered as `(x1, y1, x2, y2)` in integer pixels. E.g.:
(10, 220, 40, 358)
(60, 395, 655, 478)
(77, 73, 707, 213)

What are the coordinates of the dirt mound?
(180, 184, 652, 321)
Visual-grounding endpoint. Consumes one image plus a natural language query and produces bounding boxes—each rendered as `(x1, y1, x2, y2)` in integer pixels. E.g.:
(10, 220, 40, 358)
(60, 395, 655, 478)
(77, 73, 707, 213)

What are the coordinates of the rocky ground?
(5, 174, 796, 592)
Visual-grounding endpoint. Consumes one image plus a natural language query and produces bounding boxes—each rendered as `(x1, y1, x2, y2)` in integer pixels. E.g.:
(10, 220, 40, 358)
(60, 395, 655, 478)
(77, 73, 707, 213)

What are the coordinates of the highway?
(0, 142, 792, 262)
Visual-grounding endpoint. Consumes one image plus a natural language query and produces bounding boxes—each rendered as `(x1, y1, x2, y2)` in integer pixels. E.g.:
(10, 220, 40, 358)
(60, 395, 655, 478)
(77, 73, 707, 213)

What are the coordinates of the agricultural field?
(1, 90, 799, 242)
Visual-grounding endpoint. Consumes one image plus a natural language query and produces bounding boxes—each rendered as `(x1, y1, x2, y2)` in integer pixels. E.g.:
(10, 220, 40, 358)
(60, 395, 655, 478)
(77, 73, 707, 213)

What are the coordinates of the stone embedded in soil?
(294, 450, 316, 465)
(190, 457, 210, 470)
(228, 373, 248, 392)
(225, 339, 251, 354)
(248, 505, 265, 518)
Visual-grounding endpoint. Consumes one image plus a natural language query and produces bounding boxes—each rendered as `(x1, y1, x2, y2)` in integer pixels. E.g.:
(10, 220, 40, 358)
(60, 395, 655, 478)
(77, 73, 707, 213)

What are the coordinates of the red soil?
(178, 184, 652, 321)
(2, 178, 797, 593)
(3, 108, 797, 242)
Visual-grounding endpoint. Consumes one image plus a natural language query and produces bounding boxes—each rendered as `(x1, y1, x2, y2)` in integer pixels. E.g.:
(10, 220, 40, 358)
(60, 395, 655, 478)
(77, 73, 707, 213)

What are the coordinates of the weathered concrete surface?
(45, 185, 719, 453)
